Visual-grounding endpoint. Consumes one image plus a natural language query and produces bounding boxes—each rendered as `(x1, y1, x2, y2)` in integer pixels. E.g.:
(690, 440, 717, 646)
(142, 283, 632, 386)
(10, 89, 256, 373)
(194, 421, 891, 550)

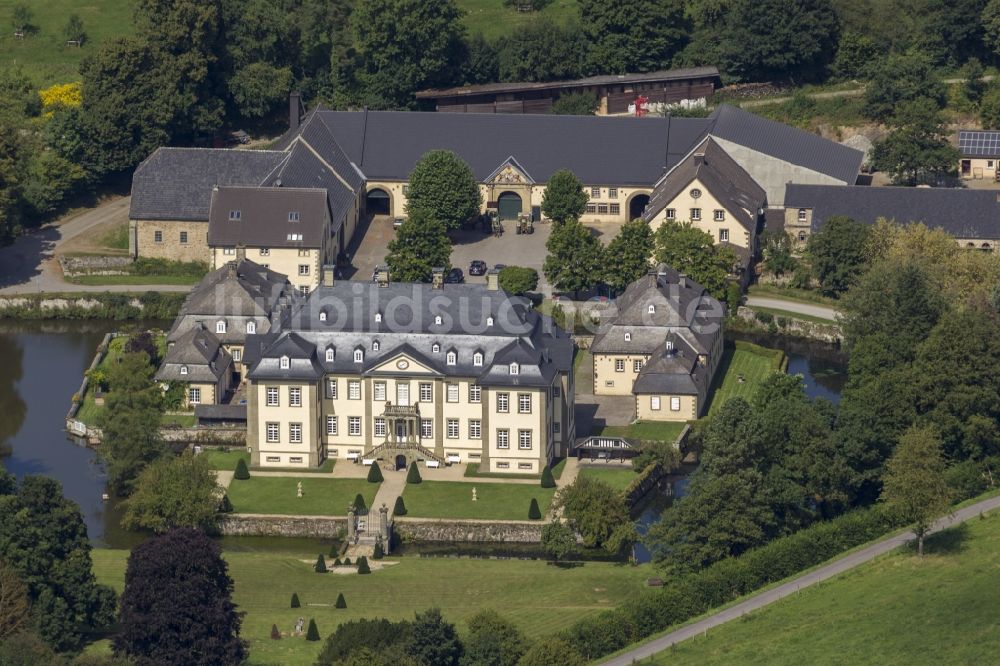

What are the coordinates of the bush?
(373, 541, 384, 559)
(754, 311, 774, 325)
(290, 593, 300, 608)
(353, 493, 367, 513)
(357, 556, 371, 574)
(393, 495, 407, 516)
(528, 498, 542, 520)
(343, 557, 351, 566)
(218, 494, 233, 513)
(367, 464, 384, 483)
(329, 543, 339, 557)
(406, 461, 422, 484)
(233, 458, 250, 480)
(334, 558, 342, 566)
(314, 554, 327, 573)
(335, 592, 347, 609)
(270, 623, 281, 640)
(540, 465, 556, 488)
(498, 266, 540, 295)
(306, 619, 320, 641)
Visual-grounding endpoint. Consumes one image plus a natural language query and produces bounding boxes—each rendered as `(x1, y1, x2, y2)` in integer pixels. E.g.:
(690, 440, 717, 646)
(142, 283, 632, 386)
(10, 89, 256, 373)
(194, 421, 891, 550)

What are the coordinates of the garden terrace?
(226, 477, 376, 516)
(401, 481, 556, 521)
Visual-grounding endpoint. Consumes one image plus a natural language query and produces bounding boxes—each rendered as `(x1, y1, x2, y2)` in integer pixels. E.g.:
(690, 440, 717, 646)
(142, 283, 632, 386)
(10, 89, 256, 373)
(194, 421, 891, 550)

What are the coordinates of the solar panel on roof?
(959, 130, 1000, 156)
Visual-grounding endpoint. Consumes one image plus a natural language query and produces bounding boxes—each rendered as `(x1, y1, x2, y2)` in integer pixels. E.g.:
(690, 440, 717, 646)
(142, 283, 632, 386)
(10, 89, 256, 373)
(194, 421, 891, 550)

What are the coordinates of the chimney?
(678, 273, 687, 288)
(289, 91, 302, 131)
(693, 153, 705, 167)
(322, 264, 335, 288)
(656, 263, 668, 278)
(431, 267, 444, 289)
(227, 261, 237, 277)
(486, 269, 500, 291)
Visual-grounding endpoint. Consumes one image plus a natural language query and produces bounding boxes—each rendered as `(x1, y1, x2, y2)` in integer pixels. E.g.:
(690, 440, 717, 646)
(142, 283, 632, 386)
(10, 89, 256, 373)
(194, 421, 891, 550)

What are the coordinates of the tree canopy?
(543, 218, 604, 297)
(541, 169, 588, 224)
(869, 101, 960, 185)
(386, 209, 453, 283)
(604, 218, 653, 292)
(405, 149, 482, 231)
(580, 0, 689, 74)
(653, 220, 736, 301)
(122, 451, 221, 533)
(554, 476, 633, 551)
(806, 215, 871, 297)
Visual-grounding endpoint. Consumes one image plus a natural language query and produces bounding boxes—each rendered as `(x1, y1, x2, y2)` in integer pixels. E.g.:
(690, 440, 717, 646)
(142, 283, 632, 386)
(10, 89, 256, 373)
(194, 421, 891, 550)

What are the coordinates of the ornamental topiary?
(406, 461, 422, 484)
(314, 554, 327, 573)
(305, 619, 320, 641)
(270, 624, 281, 640)
(290, 592, 300, 608)
(353, 493, 367, 513)
(357, 556, 371, 574)
(540, 465, 556, 488)
(393, 495, 407, 516)
(343, 557, 351, 566)
(334, 558, 342, 566)
(367, 464, 384, 483)
(234, 458, 250, 480)
(528, 498, 541, 520)
(335, 593, 347, 609)
(373, 541, 384, 560)
(218, 493, 234, 513)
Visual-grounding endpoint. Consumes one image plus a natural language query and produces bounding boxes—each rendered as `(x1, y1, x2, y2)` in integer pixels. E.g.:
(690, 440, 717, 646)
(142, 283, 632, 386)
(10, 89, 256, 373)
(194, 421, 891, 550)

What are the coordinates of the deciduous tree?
(405, 150, 482, 231)
(543, 218, 604, 298)
(580, 0, 689, 74)
(540, 521, 577, 562)
(554, 476, 631, 551)
(604, 218, 653, 292)
(652, 220, 735, 300)
(408, 608, 462, 666)
(386, 210, 453, 283)
(541, 169, 587, 224)
(497, 266, 539, 295)
(806, 215, 871, 297)
(461, 609, 525, 666)
(517, 638, 586, 666)
(121, 451, 220, 533)
(862, 52, 946, 122)
(870, 101, 960, 186)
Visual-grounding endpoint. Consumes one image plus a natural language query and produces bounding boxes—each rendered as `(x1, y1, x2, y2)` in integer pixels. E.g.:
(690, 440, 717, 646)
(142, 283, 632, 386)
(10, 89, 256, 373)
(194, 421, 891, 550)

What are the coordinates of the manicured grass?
(402, 481, 556, 520)
(68, 274, 202, 286)
(705, 344, 783, 414)
(599, 421, 686, 443)
(573, 348, 593, 395)
(250, 458, 337, 474)
(226, 477, 376, 516)
(0, 0, 136, 85)
(457, 0, 579, 40)
(748, 284, 839, 307)
(160, 412, 197, 428)
(577, 466, 637, 491)
(464, 457, 566, 480)
(90, 549, 651, 666)
(201, 448, 250, 471)
(751, 306, 838, 326)
(649, 513, 1000, 665)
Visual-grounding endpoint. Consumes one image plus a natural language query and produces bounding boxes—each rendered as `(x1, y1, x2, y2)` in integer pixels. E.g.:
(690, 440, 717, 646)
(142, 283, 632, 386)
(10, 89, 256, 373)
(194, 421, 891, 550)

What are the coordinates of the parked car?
(445, 268, 464, 284)
(393, 217, 405, 230)
(494, 264, 507, 271)
(469, 260, 487, 276)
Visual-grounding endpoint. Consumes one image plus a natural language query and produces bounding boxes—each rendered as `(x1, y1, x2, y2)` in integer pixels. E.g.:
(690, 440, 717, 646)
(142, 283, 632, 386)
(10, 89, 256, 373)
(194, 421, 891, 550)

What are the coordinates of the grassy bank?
(748, 284, 839, 307)
(402, 480, 556, 521)
(89, 549, 650, 666)
(598, 421, 686, 443)
(577, 465, 637, 491)
(457, 0, 579, 40)
(705, 343, 784, 413)
(226, 477, 376, 516)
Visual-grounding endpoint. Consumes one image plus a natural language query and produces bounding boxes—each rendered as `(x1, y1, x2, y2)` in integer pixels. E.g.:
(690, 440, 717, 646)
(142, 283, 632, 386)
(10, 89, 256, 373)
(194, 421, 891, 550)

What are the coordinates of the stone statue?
(296, 481, 303, 498)
(472, 487, 477, 502)
(295, 617, 305, 634)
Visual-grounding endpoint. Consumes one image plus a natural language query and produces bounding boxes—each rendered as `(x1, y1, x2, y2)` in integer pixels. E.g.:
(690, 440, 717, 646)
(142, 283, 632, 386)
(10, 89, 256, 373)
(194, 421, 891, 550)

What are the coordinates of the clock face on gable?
(396, 359, 409, 370)
(690, 188, 702, 199)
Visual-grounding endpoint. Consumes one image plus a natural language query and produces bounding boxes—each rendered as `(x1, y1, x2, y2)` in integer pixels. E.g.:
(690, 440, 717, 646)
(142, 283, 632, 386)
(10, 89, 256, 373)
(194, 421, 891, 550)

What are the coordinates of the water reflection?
(0, 333, 26, 458)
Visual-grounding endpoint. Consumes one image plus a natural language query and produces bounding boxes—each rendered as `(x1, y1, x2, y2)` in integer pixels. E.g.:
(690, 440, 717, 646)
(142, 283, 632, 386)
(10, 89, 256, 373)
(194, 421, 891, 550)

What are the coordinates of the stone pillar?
(379, 503, 389, 543)
(347, 505, 356, 543)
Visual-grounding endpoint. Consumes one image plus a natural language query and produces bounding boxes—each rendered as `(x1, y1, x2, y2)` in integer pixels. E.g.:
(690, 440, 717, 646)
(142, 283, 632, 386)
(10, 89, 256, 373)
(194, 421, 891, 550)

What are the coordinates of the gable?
(487, 157, 535, 185)
(370, 353, 438, 376)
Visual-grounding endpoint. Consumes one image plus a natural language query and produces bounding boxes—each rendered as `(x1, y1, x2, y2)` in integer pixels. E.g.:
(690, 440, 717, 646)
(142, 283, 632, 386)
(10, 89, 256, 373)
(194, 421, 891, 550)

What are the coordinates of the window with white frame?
(615, 359, 625, 372)
(216, 320, 226, 334)
(497, 461, 510, 469)
(469, 384, 481, 403)
(348, 380, 361, 400)
(610, 203, 620, 215)
(372, 340, 380, 351)
(469, 419, 481, 439)
(180, 365, 188, 375)
(300, 285, 310, 295)
(326, 415, 338, 435)
(797, 208, 807, 221)
(232, 348, 242, 362)
(648, 304, 655, 314)
(624, 332, 631, 341)
(598, 203, 609, 215)
(280, 356, 289, 369)
(188, 387, 201, 404)
(290, 456, 303, 464)
(473, 351, 483, 366)
(552, 385, 561, 398)
(518, 429, 532, 450)
(421, 419, 433, 438)
(634, 360, 643, 373)
(289, 386, 301, 407)
(353, 349, 363, 363)
(670, 397, 681, 411)
(179, 231, 188, 244)
(374, 418, 386, 438)
(266, 456, 280, 463)
(298, 265, 310, 276)
(432, 343, 440, 353)
(348, 416, 361, 436)
(154, 230, 163, 243)
(375, 312, 383, 323)
(590, 186, 600, 198)
(266, 387, 279, 406)
(719, 229, 729, 242)
(691, 208, 701, 220)
(486, 316, 494, 326)
(651, 396, 661, 410)
(319, 312, 327, 322)
(608, 187, 618, 198)
(298, 249, 310, 257)
(714, 209, 725, 221)
(326, 379, 337, 399)
(446, 351, 456, 365)
(447, 419, 459, 438)
(554, 422, 561, 433)
(223, 247, 236, 255)
(246, 321, 256, 334)
(259, 248, 270, 256)
(586, 203, 596, 214)
(229, 209, 241, 221)
(447, 383, 459, 403)
(326, 347, 335, 362)
(419, 382, 433, 402)
(373, 382, 386, 401)
(266, 422, 279, 442)
(497, 392, 509, 413)
(289, 423, 302, 443)
(497, 429, 510, 449)
(510, 362, 519, 375)
(665, 208, 676, 219)
(434, 315, 443, 325)
(518, 393, 531, 414)
(288, 211, 300, 222)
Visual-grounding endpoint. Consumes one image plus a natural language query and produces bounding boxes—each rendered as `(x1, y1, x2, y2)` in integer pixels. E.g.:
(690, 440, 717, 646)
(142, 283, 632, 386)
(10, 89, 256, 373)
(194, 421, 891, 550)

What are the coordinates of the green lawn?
(747, 284, 839, 307)
(649, 513, 1000, 665)
(68, 274, 202, 286)
(598, 421, 686, 443)
(402, 481, 556, 520)
(577, 466, 637, 491)
(705, 344, 784, 414)
(0, 0, 136, 85)
(251, 458, 337, 474)
(90, 549, 651, 666)
(226, 477, 376, 516)
(201, 448, 250, 471)
(464, 457, 566, 480)
(457, 0, 579, 40)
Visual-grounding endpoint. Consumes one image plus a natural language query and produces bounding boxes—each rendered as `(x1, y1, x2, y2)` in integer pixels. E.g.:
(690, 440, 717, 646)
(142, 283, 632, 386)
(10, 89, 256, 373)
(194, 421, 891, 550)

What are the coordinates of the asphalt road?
(601, 493, 1000, 665)
(745, 295, 838, 321)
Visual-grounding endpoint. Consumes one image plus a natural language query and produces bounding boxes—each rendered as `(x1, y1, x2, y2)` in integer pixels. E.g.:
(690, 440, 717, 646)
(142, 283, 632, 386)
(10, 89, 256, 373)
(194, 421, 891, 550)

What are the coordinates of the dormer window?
(434, 315, 443, 325)
(797, 208, 807, 222)
(647, 305, 655, 314)
(432, 343, 440, 353)
(446, 351, 456, 365)
(509, 362, 519, 375)
(286, 233, 303, 241)
(216, 320, 226, 334)
(280, 355, 290, 369)
(666, 341, 674, 352)
(246, 321, 256, 334)
(624, 332, 631, 341)
(354, 349, 364, 363)
(319, 311, 327, 322)
(372, 340, 380, 351)
(486, 316, 494, 326)
(288, 211, 300, 222)
(375, 312, 383, 323)
(473, 352, 483, 366)
(229, 210, 241, 221)
(326, 347, 335, 362)
(180, 365, 188, 375)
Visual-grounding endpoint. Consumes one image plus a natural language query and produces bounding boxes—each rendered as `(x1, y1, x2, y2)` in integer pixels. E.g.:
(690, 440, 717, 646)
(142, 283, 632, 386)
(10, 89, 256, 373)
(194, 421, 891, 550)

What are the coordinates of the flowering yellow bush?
(39, 82, 82, 111)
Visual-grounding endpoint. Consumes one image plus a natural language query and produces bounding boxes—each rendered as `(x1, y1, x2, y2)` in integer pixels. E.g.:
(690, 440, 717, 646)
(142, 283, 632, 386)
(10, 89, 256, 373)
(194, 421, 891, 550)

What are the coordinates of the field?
(226, 477, 377, 516)
(90, 548, 651, 666)
(577, 465, 637, 491)
(0, 0, 136, 85)
(457, 0, 579, 40)
(705, 344, 784, 414)
(402, 480, 556, 520)
(649, 513, 1000, 665)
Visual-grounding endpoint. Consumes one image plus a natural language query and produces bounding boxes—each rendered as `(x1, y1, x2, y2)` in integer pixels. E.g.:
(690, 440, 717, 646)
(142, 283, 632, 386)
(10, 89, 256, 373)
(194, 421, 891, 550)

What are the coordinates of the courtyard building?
(958, 129, 1000, 181)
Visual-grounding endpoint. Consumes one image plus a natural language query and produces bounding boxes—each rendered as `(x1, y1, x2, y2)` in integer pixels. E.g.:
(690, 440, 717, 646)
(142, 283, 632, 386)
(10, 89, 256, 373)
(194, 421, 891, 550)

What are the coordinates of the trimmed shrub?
(343, 557, 351, 566)
(528, 498, 541, 520)
(334, 558, 342, 566)
(290, 592, 300, 608)
(393, 496, 407, 516)
(353, 493, 367, 513)
(367, 464, 384, 483)
(306, 619, 320, 641)
(270, 623, 281, 640)
(406, 461, 422, 484)
(335, 593, 347, 609)
(540, 465, 556, 488)
(357, 556, 371, 574)
(233, 458, 250, 480)
(373, 541, 384, 559)
(218, 493, 233, 513)
(314, 554, 327, 573)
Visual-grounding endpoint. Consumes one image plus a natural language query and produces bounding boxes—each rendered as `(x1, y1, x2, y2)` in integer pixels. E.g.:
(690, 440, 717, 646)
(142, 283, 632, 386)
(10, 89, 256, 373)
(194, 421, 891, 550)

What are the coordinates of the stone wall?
(736, 306, 842, 343)
(394, 518, 545, 543)
(59, 255, 133, 277)
(217, 513, 347, 537)
(624, 462, 668, 507)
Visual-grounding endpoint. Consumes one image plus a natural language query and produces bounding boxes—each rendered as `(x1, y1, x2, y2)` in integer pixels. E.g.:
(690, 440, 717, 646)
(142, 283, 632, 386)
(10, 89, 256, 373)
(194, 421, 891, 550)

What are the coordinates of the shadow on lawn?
(909, 522, 969, 556)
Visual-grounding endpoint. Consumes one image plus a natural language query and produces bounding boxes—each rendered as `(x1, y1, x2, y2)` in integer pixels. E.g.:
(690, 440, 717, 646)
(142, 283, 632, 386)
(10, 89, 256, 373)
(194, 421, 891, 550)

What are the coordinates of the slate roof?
(130, 148, 287, 221)
(156, 325, 232, 383)
(207, 186, 328, 249)
(643, 137, 766, 229)
(632, 335, 708, 396)
(784, 184, 1000, 240)
(958, 130, 1000, 158)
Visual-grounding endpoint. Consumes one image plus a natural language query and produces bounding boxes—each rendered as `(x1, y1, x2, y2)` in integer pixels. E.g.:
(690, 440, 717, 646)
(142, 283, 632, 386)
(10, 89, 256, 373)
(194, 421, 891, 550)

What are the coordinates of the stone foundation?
(394, 518, 544, 543)
(216, 513, 347, 537)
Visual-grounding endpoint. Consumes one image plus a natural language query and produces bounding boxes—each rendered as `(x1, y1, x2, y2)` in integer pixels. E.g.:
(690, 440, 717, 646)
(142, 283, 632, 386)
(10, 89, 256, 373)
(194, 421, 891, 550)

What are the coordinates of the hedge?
(562, 505, 901, 660)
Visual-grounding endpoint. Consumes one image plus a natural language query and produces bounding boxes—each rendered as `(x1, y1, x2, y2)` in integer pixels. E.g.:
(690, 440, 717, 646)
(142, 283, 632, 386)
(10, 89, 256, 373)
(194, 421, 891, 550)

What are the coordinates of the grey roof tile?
(207, 186, 328, 249)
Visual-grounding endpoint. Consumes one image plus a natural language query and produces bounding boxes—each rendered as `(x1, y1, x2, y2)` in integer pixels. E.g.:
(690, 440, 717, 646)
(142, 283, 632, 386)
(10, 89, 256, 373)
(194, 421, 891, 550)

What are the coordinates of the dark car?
(469, 260, 487, 276)
(494, 264, 507, 271)
(445, 268, 464, 284)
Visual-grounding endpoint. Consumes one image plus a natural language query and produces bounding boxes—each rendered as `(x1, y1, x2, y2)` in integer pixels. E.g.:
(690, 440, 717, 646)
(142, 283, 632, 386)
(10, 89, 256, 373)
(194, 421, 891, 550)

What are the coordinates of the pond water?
(0, 322, 848, 555)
